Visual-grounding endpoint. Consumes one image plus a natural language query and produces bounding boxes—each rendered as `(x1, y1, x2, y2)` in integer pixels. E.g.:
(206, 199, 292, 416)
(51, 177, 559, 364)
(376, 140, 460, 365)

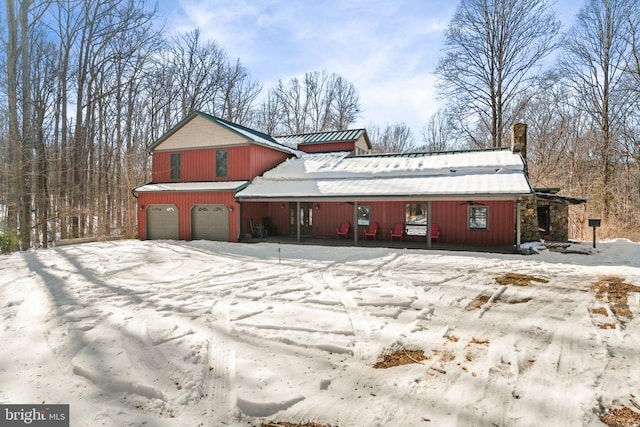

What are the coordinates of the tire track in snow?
(207, 300, 237, 425)
(322, 271, 372, 359)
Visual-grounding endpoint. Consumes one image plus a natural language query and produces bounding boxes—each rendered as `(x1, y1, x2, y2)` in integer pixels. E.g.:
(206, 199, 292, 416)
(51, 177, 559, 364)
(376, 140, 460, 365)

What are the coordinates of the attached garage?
(192, 204, 229, 240)
(133, 181, 248, 241)
(147, 204, 179, 239)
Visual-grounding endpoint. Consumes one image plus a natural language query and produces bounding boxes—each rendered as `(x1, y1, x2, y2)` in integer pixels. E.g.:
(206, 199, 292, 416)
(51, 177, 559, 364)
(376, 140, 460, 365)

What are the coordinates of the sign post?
(588, 218, 601, 248)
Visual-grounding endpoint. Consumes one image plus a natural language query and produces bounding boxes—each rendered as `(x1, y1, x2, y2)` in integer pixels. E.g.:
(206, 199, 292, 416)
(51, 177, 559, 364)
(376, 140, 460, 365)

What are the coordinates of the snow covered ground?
(1, 239, 639, 426)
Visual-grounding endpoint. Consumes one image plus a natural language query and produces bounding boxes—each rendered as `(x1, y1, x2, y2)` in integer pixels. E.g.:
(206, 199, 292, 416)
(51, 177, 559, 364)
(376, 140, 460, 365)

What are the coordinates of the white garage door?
(147, 204, 179, 240)
(192, 204, 228, 241)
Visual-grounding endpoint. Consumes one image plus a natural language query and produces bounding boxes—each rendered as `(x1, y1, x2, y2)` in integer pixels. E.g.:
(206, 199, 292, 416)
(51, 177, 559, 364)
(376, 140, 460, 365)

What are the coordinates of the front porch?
(238, 199, 522, 249)
(239, 234, 520, 255)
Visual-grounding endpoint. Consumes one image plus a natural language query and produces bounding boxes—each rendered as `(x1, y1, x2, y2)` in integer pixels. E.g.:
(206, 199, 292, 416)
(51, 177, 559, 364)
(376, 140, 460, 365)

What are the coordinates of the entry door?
(289, 202, 313, 236)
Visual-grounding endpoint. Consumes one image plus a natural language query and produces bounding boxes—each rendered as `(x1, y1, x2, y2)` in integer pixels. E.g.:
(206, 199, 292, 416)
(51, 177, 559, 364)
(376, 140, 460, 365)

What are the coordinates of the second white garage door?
(191, 204, 229, 241)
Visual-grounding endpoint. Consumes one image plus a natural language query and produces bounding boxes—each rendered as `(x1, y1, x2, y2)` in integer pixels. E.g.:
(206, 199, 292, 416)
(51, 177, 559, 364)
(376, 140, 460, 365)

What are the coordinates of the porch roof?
(134, 181, 249, 194)
(235, 149, 534, 201)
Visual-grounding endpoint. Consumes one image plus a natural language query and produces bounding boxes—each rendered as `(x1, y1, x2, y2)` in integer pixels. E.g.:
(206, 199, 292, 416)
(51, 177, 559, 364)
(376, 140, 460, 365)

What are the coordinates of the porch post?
(427, 201, 432, 249)
(515, 198, 521, 251)
(353, 201, 358, 246)
(296, 201, 301, 242)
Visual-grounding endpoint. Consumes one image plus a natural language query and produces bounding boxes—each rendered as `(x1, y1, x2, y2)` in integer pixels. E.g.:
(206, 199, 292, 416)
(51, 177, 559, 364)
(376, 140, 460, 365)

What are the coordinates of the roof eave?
(236, 193, 534, 203)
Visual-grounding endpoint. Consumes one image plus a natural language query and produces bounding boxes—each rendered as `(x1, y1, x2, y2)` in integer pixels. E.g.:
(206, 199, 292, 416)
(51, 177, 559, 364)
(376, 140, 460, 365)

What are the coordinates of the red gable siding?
(298, 141, 355, 154)
(152, 145, 291, 183)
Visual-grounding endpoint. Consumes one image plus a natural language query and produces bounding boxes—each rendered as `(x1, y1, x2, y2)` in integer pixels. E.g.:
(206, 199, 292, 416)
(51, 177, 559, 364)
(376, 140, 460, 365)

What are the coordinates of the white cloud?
(156, 0, 578, 135)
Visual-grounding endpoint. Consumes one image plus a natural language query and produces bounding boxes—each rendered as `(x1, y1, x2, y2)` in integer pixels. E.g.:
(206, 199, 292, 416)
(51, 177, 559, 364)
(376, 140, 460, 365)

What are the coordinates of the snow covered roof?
(134, 181, 248, 193)
(236, 149, 534, 201)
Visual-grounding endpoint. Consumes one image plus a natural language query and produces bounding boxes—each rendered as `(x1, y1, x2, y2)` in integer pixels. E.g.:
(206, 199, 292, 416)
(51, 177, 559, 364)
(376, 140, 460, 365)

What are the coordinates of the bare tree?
(627, 1, 640, 91)
(169, 29, 227, 118)
(559, 0, 639, 219)
(263, 70, 360, 135)
(253, 90, 281, 135)
(420, 109, 457, 152)
(435, 0, 560, 148)
(368, 123, 415, 153)
(3, 0, 23, 248)
(218, 59, 262, 124)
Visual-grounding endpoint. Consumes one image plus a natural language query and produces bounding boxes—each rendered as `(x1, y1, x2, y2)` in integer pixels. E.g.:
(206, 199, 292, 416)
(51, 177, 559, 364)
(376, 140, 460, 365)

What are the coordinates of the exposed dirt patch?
(445, 334, 459, 343)
(466, 294, 491, 310)
(591, 307, 609, 316)
(598, 323, 617, 330)
(505, 297, 532, 304)
(464, 338, 489, 364)
(591, 276, 640, 325)
(433, 349, 455, 363)
(495, 272, 549, 286)
(373, 347, 427, 369)
(599, 405, 640, 426)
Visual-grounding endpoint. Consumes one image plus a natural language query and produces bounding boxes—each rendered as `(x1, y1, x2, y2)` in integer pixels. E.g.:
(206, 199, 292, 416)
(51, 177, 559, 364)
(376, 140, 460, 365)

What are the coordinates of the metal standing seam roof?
(275, 129, 369, 146)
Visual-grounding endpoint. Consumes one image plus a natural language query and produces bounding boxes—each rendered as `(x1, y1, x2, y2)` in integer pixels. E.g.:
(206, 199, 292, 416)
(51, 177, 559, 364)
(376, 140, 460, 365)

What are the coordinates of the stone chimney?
(511, 123, 527, 175)
(511, 123, 527, 156)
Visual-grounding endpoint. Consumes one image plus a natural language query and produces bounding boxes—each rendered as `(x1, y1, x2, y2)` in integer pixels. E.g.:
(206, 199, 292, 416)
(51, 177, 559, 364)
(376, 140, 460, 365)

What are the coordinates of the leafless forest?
(0, 0, 638, 251)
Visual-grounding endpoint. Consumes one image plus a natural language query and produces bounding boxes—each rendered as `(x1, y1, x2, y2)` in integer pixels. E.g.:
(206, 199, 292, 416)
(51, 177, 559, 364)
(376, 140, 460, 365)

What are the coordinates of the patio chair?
(390, 223, 404, 241)
(364, 222, 379, 240)
(250, 218, 267, 238)
(336, 221, 350, 239)
(431, 223, 440, 242)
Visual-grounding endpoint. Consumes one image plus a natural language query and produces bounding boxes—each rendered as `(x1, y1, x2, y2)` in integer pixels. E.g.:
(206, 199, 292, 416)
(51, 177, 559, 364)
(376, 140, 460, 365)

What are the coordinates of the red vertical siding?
(432, 200, 515, 245)
(137, 192, 239, 241)
(250, 145, 292, 176)
(236, 199, 515, 246)
(152, 145, 292, 183)
(299, 141, 355, 154)
(240, 202, 270, 237)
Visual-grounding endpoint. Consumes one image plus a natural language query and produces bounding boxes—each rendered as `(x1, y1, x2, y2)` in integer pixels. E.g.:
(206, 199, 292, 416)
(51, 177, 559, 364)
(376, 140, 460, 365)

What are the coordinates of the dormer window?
(216, 149, 228, 177)
(170, 153, 181, 179)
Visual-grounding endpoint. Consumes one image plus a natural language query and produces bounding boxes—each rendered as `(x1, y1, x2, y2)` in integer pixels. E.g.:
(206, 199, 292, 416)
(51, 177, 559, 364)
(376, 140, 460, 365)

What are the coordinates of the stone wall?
(520, 198, 540, 243)
(520, 197, 570, 243)
(540, 199, 569, 242)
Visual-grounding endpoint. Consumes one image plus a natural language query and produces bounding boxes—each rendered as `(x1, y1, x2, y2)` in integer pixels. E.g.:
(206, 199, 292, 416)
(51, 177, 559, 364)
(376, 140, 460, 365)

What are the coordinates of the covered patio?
(235, 149, 534, 250)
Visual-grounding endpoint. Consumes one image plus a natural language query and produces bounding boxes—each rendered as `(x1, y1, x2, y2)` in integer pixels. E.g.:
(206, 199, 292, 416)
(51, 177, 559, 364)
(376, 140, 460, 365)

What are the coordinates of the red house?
(134, 111, 297, 241)
(135, 112, 536, 249)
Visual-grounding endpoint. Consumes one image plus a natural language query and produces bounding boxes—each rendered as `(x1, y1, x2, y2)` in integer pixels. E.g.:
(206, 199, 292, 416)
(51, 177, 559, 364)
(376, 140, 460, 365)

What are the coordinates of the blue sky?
(156, 0, 583, 138)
